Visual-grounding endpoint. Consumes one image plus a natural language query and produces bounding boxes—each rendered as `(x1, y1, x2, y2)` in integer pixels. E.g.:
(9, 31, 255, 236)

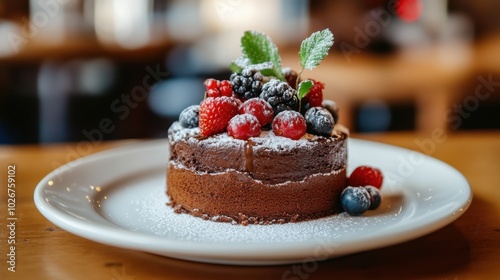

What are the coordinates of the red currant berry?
(348, 166, 384, 189)
(227, 114, 261, 140)
(219, 80, 233, 97)
(206, 88, 220, 98)
(272, 110, 306, 140)
(204, 78, 219, 91)
(239, 98, 274, 126)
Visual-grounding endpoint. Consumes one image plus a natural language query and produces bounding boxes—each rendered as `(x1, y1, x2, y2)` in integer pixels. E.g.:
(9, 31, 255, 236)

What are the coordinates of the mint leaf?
(297, 80, 314, 100)
(241, 31, 284, 80)
(229, 56, 251, 73)
(299, 29, 334, 70)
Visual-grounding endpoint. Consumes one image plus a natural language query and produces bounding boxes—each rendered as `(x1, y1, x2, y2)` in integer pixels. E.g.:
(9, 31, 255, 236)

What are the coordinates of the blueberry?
(365, 186, 382, 210)
(341, 186, 371, 216)
(304, 107, 335, 136)
(322, 99, 339, 124)
(179, 105, 200, 128)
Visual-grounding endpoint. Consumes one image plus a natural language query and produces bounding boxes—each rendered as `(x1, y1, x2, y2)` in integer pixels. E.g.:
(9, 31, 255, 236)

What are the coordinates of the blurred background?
(0, 0, 499, 144)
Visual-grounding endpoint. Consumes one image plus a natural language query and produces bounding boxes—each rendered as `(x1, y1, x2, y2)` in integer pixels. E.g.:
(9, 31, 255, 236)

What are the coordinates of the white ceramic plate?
(34, 139, 472, 265)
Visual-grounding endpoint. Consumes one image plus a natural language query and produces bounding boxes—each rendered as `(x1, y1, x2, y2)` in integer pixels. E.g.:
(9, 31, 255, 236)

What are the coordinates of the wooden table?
(1, 131, 499, 280)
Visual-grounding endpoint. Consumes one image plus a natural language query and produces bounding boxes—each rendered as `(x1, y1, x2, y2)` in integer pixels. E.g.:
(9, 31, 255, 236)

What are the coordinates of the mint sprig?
(239, 31, 284, 81)
(229, 29, 334, 105)
(297, 80, 314, 100)
(299, 29, 334, 71)
(296, 28, 333, 99)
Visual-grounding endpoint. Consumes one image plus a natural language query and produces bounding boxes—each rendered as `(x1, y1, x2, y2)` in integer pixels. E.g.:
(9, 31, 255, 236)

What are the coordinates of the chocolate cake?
(166, 28, 349, 225)
(167, 123, 348, 225)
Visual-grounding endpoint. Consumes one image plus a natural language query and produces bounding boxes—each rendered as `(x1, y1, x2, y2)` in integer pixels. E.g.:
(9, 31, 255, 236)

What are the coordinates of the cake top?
(173, 29, 343, 142)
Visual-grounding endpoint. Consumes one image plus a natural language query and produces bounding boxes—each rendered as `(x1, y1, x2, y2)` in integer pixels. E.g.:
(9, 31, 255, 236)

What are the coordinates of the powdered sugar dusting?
(168, 121, 346, 153)
(99, 177, 400, 244)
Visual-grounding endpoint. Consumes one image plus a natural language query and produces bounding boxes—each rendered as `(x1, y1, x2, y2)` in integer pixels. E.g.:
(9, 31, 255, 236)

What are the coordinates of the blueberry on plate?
(341, 186, 371, 216)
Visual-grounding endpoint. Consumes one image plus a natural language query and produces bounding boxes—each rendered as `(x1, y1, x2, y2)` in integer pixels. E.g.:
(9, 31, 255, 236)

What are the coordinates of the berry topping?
(272, 110, 306, 140)
(239, 98, 274, 126)
(303, 79, 324, 108)
(204, 79, 233, 98)
(199, 96, 239, 137)
(282, 67, 300, 89)
(260, 79, 299, 115)
(179, 105, 200, 128)
(304, 107, 335, 137)
(322, 99, 340, 124)
(227, 114, 261, 140)
(230, 68, 264, 100)
(341, 186, 371, 216)
(365, 186, 382, 210)
(348, 166, 384, 189)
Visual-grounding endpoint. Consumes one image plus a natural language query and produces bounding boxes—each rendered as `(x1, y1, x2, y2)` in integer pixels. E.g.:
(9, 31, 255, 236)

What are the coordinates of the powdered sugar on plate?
(97, 169, 403, 244)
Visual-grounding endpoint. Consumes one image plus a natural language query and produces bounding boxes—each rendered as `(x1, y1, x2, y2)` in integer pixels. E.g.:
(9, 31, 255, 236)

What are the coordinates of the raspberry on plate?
(272, 110, 306, 140)
(227, 114, 261, 140)
(239, 98, 274, 126)
(199, 96, 239, 137)
(348, 166, 384, 189)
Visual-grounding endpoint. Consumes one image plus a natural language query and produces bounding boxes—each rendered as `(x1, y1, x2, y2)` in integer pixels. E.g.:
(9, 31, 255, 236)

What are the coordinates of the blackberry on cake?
(230, 68, 264, 100)
(260, 79, 299, 115)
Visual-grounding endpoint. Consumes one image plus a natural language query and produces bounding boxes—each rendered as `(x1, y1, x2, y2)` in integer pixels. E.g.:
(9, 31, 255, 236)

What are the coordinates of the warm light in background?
(94, 0, 152, 49)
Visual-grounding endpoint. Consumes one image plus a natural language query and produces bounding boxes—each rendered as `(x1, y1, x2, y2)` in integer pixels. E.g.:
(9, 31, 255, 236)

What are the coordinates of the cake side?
(167, 163, 347, 225)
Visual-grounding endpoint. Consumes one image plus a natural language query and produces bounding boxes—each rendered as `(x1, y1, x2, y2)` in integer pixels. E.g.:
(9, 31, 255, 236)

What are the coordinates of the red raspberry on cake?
(272, 110, 307, 140)
(239, 98, 274, 126)
(348, 166, 384, 189)
(227, 114, 261, 140)
(304, 79, 325, 107)
(199, 96, 239, 137)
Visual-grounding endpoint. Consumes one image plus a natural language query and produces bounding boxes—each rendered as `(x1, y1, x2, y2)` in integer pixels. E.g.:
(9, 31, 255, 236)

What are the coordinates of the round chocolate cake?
(166, 28, 349, 225)
(167, 122, 348, 225)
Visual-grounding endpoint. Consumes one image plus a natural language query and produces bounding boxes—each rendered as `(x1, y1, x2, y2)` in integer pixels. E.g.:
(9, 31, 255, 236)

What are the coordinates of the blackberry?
(230, 68, 264, 100)
(259, 79, 299, 115)
(304, 107, 335, 136)
(179, 105, 200, 128)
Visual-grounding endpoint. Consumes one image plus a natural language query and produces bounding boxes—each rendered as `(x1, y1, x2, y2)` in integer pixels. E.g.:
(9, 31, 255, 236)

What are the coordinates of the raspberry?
(179, 105, 200, 128)
(272, 110, 306, 140)
(260, 79, 299, 115)
(204, 79, 232, 98)
(348, 166, 384, 189)
(304, 107, 335, 136)
(239, 98, 274, 126)
(304, 80, 325, 108)
(199, 96, 239, 137)
(230, 68, 264, 100)
(227, 114, 261, 140)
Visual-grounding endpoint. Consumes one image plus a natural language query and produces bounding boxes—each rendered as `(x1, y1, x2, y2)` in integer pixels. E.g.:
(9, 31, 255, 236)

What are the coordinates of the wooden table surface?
(1, 131, 499, 280)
